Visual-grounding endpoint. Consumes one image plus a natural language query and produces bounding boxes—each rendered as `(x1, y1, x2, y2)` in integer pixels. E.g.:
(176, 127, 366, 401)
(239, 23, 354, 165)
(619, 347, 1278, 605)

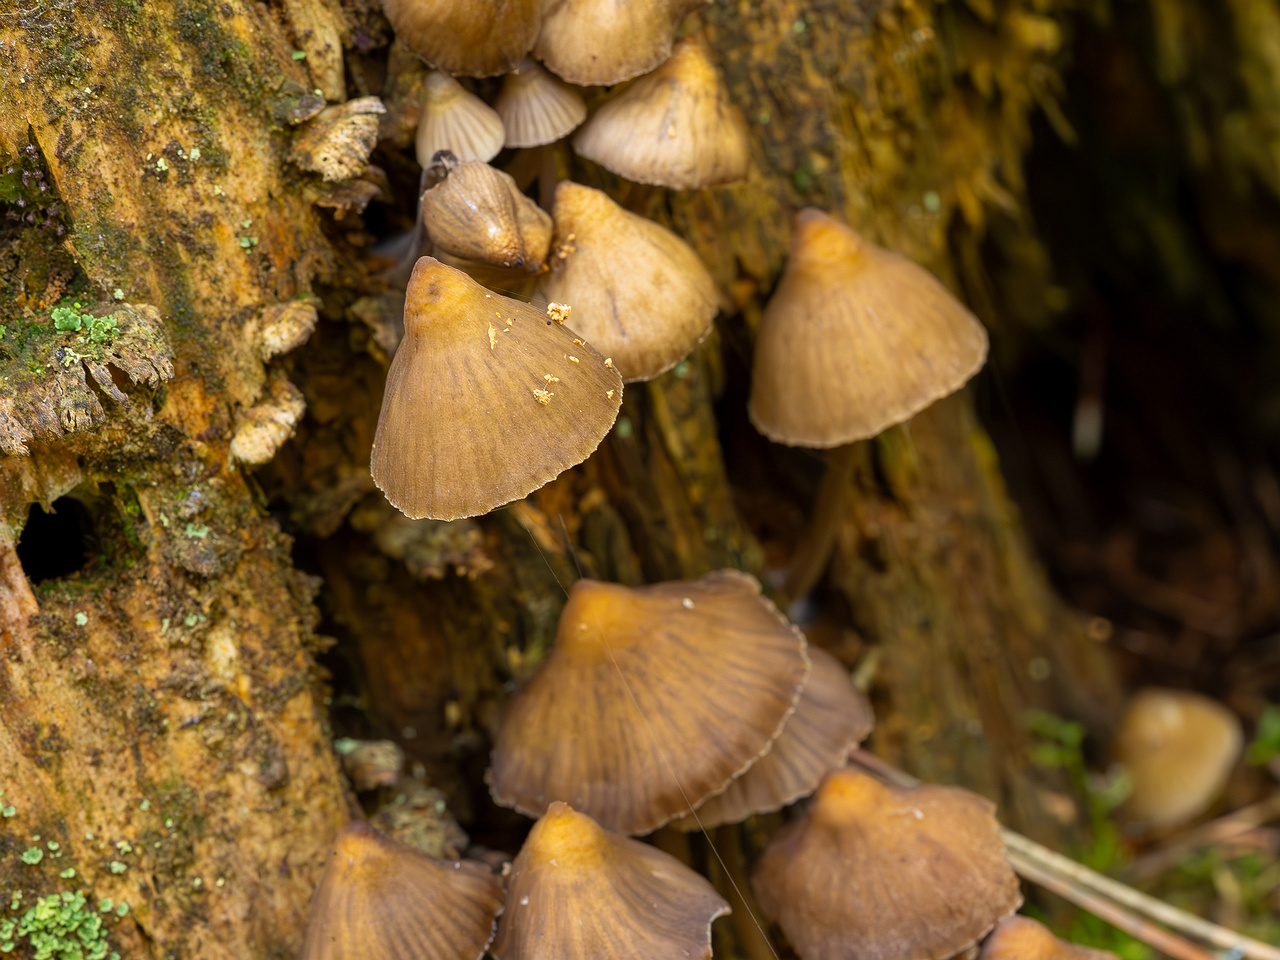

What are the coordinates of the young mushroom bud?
(978, 917, 1120, 960)
(416, 72, 506, 166)
(382, 0, 541, 78)
(534, 0, 710, 85)
(496, 59, 588, 148)
(421, 161, 553, 271)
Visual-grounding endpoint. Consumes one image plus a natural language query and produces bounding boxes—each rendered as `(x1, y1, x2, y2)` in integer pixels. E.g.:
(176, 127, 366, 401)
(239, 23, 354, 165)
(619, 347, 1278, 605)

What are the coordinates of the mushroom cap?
(540, 181, 720, 382)
(534, 0, 710, 85)
(670, 645, 873, 830)
(421, 161, 553, 271)
(978, 917, 1119, 960)
(416, 72, 507, 166)
(382, 0, 540, 78)
(491, 802, 729, 960)
(496, 59, 588, 148)
(573, 36, 750, 189)
(1113, 687, 1243, 830)
(748, 208, 990, 448)
(488, 569, 811, 834)
(370, 257, 622, 520)
(752, 768, 1023, 960)
(301, 821, 504, 960)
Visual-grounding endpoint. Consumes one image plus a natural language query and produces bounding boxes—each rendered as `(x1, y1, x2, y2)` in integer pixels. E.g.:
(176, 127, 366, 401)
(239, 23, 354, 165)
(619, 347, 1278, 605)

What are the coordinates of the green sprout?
(1246, 703, 1280, 766)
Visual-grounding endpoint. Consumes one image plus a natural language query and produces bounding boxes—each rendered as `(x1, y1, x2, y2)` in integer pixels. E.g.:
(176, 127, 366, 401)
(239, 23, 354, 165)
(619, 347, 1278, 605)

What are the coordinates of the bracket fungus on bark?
(748, 208, 990, 448)
(416, 73, 506, 166)
(535, 0, 710, 85)
(752, 768, 1022, 960)
(978, 917, 1120, 960)
(496, 59, 588, 148)
(381, 0, 541, 78)
(488, 569, 810, 834)
(370, 257, 622, 521)
(540, 181, 721, 382)
(573, 36, 750, 189)
(490, 802, 729, 960)
(421, 160, 553, 271)
(291, 97, 387, 182)
(301, 821, 504, 960)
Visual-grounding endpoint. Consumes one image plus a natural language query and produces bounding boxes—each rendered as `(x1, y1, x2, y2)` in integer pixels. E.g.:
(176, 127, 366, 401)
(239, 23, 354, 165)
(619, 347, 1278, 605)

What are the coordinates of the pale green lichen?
(0, 891, 123, 960)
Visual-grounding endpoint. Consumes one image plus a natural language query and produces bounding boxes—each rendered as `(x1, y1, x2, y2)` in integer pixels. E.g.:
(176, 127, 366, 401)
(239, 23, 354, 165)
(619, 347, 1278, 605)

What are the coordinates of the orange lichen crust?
(382, 0, 540, 78)
(978, 917, 1119, 960)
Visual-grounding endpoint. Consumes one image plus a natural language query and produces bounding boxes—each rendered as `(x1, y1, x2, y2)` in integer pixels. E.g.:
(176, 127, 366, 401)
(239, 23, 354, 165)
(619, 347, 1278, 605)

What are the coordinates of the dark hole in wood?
(16, 496, 92, 583)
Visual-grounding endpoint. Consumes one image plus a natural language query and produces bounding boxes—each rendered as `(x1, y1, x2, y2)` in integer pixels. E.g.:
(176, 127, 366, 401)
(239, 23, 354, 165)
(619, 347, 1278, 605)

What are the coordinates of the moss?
(0, 890, 122, 960)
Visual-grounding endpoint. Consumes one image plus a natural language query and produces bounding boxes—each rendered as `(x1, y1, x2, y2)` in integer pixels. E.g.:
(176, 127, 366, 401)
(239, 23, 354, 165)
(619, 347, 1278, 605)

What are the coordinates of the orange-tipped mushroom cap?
(534, 0, 710, 86)
(496, 59, 588, 148)
(978, 917, 1119, 960)
(572, 36, 750, 189)
(540, 181, 720, 381)
(671, 646, 873, 830)
(382, 0, 540, 78)
(749, 208, 989, 448)
(416, 72, 506, 165)
(370, 258, 622, 520)
(488, 569, 810, 834)
(421, 161, 553, 271)
(491, 802, 729, 960)
(301, 821, 504, 960)
(753, 768, 1022, 960)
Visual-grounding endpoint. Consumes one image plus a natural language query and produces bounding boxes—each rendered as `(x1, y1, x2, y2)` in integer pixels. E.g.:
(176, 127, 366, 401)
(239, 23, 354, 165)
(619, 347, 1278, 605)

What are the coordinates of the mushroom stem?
(538, 144, 558, 213)
(504, 147, 542, 193)
(714, 824, 777, 960)
(650, 826, 693, 866)
(781, 443, 859, 605)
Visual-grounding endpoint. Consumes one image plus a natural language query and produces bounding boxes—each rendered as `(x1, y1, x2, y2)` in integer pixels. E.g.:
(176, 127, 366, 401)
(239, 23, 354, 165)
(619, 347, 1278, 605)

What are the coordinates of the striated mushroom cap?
(301, 821, 504, 960)
(540, 181, 720, 381)
(496, 59, 588, 148)
(370, 258, 622, 521)
(416, 72, 506, 165)
(488, 569, 810, 834)
(421, 161, 553, 271)
(749, 208, 989, 448)
(491, 802, 729, 960)
(382, 0, 541, 78)
(573, 36, 749, 189)
(534, 0, 710, 85)
(752, 768, 1022, 960)
(671, 646, 873, 830)
(978, 917, 1120, 960)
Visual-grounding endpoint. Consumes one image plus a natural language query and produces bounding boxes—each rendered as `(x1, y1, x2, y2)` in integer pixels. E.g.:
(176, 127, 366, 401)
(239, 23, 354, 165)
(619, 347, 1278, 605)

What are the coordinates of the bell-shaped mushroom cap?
(540, 181, 720, 382)
(496, 60, 588, 148)
(416, 72, 506, 166)
(382, 0, 540, 78)
(1113, 688, 1243, 830)
(370, 257, 622, 520)
(572, 36, 750, 189)
(492, 802, 729, 960)
(671, 646, 873, 831)
(534, 0, 709, 85)
(301, 821, 504, 960)
(421, 161, 553, 271)
(978, 917, 1119, 960)
(752, 768, 1022, 960)
(488, 569, 810, 834)
(749, 208, 990, 448)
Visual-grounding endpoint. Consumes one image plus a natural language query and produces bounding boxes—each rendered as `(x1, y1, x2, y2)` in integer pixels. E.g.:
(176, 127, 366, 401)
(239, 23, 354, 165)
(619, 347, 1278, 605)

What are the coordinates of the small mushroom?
(381, 0, 541, 78)
(979, 917, 1119, 960)
(752, 768, 1022, 960)
(370, 257, 622, 521)
(496, 59, 588, 148)
(535, 0, 710, 85)
(301, 821, 504, 960)
(490, 802, 729, 960)
(573, 36, 749, 189)
(540, 181, 720, 381)
(488, 570, 810, 834)
(416, 72, 506, 166)
(1113, 687, 1243, 830)
(749, 208, 989, 448)
(421, 160, 553, 270)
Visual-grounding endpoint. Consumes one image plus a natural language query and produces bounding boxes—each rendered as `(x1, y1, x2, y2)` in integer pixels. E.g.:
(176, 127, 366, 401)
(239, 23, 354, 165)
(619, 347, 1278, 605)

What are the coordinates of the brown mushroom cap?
(752, 768, 1022, 960)
(670, 646, 873, 831)
(491, 802, 729, 960)
(748, 208, 990, 448)
(1113, 687, 1243, 830)
(978, 917, 1119, 960)
(572, 36, 750, 189)
(421, 161, 553, 271)
(301, 821, 504, 960)
(416, 72, 506, 166)
(488, 569, 810, 834)
(382, 0, 540, 78)
(540, 181, 720, 381)
(534, 0, 710, 85)
(496, 59, 588, 148)
(370, 257, 622, 521)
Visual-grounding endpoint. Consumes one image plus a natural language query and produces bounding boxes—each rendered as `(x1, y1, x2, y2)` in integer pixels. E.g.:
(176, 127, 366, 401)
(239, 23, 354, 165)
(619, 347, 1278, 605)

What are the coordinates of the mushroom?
(491, 801, 729, 960)
(752, 767, 1022, 960)
(416, 72, 506, 166)
(670, 646, 873, 830)
(572, 36, 750, 189)
(748, 208, 989, 448)
(534, 0, 710, 85)
(539, 181, 721, 381)
(496, 59, 588, 148)
(420, 159, 553, 271)
(301, 821, 504, 960)
(488, 569, 810, 834)
(369, 257, 622, 521)
(978, 917, 1119, 960)
(1113, 687, 1243, 830)
(381, 0, 540, 78)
